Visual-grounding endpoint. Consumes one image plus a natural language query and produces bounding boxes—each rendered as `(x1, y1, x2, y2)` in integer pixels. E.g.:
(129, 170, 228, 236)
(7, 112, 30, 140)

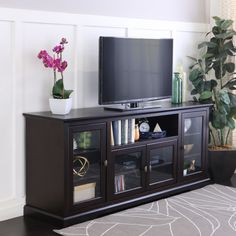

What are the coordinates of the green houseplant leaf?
(52, 78, 73, 99)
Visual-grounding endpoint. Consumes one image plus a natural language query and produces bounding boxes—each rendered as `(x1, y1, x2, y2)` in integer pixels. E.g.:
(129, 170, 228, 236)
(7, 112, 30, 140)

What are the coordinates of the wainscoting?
(0, 7, 209, 221)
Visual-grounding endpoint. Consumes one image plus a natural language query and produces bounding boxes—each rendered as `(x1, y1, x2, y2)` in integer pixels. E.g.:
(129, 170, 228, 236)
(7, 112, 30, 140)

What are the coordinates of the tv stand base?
(103, 102, 162, 111)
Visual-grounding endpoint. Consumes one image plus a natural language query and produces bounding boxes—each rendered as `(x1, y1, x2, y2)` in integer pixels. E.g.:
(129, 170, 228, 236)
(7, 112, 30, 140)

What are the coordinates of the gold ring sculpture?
(73, 156, 90, 177)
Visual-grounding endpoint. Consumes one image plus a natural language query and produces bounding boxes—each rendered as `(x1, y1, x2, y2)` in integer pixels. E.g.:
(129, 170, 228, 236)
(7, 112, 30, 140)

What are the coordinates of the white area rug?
(54, 184, 236, 236)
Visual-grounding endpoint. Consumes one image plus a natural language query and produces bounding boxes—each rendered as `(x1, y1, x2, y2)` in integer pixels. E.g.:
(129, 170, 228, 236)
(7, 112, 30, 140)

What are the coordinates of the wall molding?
(0, 197, 25, 221)
(0, 7, 209, 32)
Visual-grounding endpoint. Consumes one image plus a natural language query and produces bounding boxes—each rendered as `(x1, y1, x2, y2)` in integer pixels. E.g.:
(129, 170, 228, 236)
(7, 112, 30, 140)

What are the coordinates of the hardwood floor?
(0, 216, 58, 236)
(1, 175, 236, 236)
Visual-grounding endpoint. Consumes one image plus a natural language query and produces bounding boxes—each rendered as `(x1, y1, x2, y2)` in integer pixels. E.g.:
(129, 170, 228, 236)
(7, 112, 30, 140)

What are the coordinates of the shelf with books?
(110, 118, 135, 146)
(114, 172, 142, 194)
(114, 174, 125, 193)
(110, 113, 179, 148)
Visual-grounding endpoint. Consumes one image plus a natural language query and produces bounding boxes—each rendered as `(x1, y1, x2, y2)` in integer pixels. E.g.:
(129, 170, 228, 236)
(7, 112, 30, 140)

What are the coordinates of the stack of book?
(111, 118, 135, 146)
(114, 174, 125, 193)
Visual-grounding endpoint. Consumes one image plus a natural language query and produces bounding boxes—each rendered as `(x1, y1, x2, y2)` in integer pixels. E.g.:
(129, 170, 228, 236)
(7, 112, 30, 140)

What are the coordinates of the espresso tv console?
(24, 101, 211, 226)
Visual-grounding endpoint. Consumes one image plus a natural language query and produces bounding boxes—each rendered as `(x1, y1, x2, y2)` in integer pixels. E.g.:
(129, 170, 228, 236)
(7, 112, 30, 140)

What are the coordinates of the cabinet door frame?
(108, 145, 146, 200)
(180, 110, 208, 181)
(147, 138, 178, 190)
(67, 122, 107, 213)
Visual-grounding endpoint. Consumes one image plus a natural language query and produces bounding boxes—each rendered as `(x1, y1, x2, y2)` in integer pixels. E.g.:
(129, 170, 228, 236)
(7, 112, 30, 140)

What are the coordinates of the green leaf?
(189, 63, 198, 70)
(224, 78, 236, 89)
(199, 91, 212, 100)
(229, 107, 236, 118)
(218, 103, 228, 114)
(221, 19, 234, 30)
(212, 111, 227, 129)
(189, 68, 203, 82)
(227, 117, 235, 129)
(52, 79, 73, 99)
(212, 26, 221, 35)
(211, 79, 218, 88)
(213, 62, 226, 79)
(218, 90, 230, 105)
(224, 41, 235, 50)
(213, 16, 221, 22)
(187, 56, 198, 62)
(202, 53, 214, 59)
(198, 41, 217, 49)
(215, 31, 236, 39)
(191, 89, 198, 95)
(226, 50, 235, 56)
(64, 89, 73, 99)
(229, 92, 236, 107)
(224, 62, 235, 73)
(52, 79, 64, 98)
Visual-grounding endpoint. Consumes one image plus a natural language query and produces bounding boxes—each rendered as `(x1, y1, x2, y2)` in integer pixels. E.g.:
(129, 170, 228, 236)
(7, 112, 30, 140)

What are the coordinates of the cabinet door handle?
(149, 165, 152, 172)
(104, 160, 108, 167)
(144, 166, 148, 173)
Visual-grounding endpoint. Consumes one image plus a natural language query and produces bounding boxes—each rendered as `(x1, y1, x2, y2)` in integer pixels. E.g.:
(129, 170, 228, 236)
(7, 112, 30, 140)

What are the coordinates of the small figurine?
(188, 160, 196, 172)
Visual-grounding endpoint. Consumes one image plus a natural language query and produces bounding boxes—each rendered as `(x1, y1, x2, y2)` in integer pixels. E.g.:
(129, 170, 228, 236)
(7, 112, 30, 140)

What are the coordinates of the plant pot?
(208, 148, 236, 183)
(49, 97, 72, 115)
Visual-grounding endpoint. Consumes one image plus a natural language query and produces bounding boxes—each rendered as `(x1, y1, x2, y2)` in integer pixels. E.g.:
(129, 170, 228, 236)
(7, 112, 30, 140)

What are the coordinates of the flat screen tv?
(99, 37, 173, 110)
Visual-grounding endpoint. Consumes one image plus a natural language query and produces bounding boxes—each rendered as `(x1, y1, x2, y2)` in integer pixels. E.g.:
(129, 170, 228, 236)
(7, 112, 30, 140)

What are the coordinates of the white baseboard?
(0, 197, 25, 222)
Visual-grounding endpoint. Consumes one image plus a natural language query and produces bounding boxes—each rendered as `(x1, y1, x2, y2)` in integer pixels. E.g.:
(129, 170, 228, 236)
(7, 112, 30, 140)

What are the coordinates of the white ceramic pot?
(49, 97, 72, 115)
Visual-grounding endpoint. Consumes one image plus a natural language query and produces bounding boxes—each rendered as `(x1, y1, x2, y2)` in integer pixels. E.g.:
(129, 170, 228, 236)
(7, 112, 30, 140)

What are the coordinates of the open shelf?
(110, 114, 179, 147)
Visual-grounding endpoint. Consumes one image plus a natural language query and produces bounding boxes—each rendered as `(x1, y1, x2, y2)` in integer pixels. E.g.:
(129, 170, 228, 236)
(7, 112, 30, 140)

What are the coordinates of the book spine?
(115, 175, 118, 193)
(110, 122, 114, 146)
(112, 120, 121, 146)
(121, 119, 128, 145)
(115, 175, 125, 193)
(117, 120, 121, 145)
(112, 121, 118, 145)
(128, 118, 135, 143)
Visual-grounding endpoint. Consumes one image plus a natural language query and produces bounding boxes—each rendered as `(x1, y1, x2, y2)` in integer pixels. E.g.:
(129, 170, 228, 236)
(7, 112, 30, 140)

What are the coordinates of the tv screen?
(99, 37, 173, 106)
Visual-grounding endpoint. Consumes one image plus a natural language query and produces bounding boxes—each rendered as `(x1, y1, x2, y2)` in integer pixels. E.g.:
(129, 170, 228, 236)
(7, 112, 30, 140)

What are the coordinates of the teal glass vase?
(172, 72, 182, 104)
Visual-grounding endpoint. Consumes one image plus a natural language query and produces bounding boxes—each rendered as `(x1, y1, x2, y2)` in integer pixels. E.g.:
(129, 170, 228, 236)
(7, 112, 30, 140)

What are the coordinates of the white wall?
(0, 7, 209, 221)
(0, 0, 210, 23)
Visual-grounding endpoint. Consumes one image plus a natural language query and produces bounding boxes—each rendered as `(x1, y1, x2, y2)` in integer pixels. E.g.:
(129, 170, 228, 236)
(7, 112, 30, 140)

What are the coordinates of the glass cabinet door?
(182, 112, 206, 178)
(147, 140, 177, 188)
(71, 123, 106, 206)
(110, 146, 145, 198)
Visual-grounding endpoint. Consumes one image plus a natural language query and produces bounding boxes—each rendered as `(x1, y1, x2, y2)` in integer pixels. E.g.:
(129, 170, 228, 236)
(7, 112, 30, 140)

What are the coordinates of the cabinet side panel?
(25, 117, 65, 216)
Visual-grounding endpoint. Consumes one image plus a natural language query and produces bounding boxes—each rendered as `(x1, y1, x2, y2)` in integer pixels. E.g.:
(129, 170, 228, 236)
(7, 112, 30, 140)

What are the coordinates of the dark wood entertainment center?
(24, 101, 211, 226)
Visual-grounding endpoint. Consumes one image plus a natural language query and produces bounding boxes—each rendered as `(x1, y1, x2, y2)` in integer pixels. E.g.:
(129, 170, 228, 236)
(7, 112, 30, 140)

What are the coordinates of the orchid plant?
(38, 38, 73, 99)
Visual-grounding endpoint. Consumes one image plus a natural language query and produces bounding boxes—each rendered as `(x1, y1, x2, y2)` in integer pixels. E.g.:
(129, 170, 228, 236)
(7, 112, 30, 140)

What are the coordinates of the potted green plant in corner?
(38, 38, 73, 115)
(188, 16, 236, 183)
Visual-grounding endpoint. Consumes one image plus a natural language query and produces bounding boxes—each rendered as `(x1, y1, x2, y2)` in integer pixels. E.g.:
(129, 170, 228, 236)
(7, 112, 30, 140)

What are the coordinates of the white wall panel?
(173, 31, 206, 72)
(0, 21, 14, 201)
(128, 29, 171, 38)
